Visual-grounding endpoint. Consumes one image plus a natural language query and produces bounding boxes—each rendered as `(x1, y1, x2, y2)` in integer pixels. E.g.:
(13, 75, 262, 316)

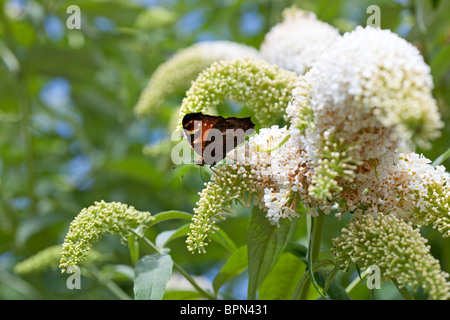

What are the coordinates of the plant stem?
(129, 228, 216, 300)
(391, 277, 415, 300)
(298, 211, 325, 300)
(86, 265, 132, 300)
(311, 211, 325, 262)
(345, 270, 368, 294)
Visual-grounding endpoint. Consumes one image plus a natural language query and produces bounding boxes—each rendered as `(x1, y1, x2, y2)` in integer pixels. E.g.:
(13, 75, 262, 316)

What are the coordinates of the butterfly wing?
(182, 113, 222, 165)
(182, 113, 255, 166)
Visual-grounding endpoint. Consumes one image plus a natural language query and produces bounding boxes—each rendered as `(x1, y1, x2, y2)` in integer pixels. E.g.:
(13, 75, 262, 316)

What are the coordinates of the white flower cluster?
(228, 126, 314, 225)
(286, 26, 443, 203)
(349, 152, 450, 235)
(260, 7, 340, 74)
(229, 131, 450, 232)
(189, 25, 446, 232)
(288, 26, 442, 153)
(180, 8, 450, 299)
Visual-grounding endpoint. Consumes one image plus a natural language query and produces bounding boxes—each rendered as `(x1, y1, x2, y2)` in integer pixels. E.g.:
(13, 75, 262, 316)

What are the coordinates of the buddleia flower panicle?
(59, 201, 153, 273)
(178, 9, 450, 301)
(307, 134, 362, 202)
(186, 163, 257, 254)
(260, 6, 340, 74)
(177, 57, 300, 129)
(287, 26, 443, 202)
(332, 213, 450, 300)
(134, 41, 259, 116)
(341, 152, 450, 237)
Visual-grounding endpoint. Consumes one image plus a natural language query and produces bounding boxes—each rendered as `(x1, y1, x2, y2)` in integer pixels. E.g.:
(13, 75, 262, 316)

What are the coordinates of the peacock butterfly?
(182, 112, 255, 166)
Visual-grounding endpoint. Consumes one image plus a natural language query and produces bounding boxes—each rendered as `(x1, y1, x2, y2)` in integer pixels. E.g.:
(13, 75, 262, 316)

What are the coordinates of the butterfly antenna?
(209, 165, 220, 176)
(199, 166, 207, 183)
(172, 163, 198, 170)
(171, 163, 197, 180)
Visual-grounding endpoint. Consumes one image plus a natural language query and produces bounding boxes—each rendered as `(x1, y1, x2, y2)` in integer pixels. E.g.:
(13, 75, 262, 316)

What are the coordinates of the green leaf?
(213, 245, 248, 294)
(246, 206, 300, 299)
(15, 214, 64, 248)
(134, 254, 173, 300)
(258, 252, 305, 299)
(432, 146, 450, 166)
(155, 224, 191, 248)
(106, 156, 164, 185)
(149, 210, 193, 226)
(101, 264, 135, 282)
(0, 39, 20, 74)
(430, 0, 440, 8)
(163, 290, 204, 300)
(430, 46, 450, 84)
(210, 226, 238, 253)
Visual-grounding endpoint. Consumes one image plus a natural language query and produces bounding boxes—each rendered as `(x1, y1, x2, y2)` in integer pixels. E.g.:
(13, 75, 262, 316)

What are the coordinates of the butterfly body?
(182, 112, 255, 166)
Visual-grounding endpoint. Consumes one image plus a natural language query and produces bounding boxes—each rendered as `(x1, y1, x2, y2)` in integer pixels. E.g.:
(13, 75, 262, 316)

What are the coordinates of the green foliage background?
(0, 0, 449, 299)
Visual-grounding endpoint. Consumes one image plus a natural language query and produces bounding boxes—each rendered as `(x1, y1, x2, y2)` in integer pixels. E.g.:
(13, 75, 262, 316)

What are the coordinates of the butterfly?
(182, 112, 255, 166)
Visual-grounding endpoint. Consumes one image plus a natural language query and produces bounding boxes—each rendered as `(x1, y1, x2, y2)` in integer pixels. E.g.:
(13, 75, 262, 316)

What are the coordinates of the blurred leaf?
(62, 0, 143, 25)
(213, 245, 248, 294)
(432, 145, 450, 166)
(211, 225, 238, 253)
(101, 264, 134, 282)
(0, 40, 20, 74)
(0, 268, 41, 299)
(135, 7, 177, 30)
(15, 214, 65, 248)
(106, 156, 164, 185)
(24, 46, 100, 80)
(134, 253, 173, 300)
(415, 0, 428, 34)
(430, 45, 450, 84)
(163, 290, 203, 300)
(430, 0, 440, 8)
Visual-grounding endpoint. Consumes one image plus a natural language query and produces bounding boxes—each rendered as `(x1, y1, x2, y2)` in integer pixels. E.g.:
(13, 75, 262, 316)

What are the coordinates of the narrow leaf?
(101, 264, 135, 281)
(149, 210, 192, 226)
(211, 226, 238, 252)
(432, 146, 450, 166)
(134, 254, 173, 300)
(155, 225, 191, 248)
(154, 223, 236, 253)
